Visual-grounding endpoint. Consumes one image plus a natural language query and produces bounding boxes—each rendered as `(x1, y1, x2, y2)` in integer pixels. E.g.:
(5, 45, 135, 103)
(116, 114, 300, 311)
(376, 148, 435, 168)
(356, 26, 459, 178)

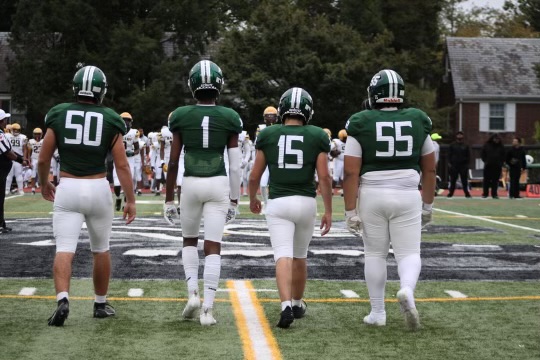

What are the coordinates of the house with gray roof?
(439, 37, 540, 146)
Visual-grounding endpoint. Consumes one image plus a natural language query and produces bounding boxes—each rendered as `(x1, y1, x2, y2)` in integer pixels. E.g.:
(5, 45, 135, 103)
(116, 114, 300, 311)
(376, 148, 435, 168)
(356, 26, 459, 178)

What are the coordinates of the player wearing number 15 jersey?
(249, 87, 333, 329)
(38, 65, 136, 327)
(164, 60, 242, 326)
(342, 69, 436, 331)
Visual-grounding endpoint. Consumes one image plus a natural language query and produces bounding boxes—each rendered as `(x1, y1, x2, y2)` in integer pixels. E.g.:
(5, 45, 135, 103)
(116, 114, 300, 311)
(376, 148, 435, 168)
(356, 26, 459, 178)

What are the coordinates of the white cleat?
(363, 312, 386, 326)
(182, 293, 200, 319)
(397, 288, 420, 331)
(18, 190, 24, 195)
(200, 307, 217, 326)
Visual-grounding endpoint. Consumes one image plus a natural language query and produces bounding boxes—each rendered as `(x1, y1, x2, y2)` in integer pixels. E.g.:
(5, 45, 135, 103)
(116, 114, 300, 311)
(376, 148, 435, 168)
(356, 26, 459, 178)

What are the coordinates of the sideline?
(227, 280, 282, 360)
(435, 208, 540, 233)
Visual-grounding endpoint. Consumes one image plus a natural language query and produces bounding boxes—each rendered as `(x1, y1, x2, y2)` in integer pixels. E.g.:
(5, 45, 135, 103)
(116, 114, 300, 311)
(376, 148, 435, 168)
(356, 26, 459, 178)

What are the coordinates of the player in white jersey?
(240, 132, 253, 196)
(113, 113, 139, 210)
(5, 123, 28, 195)
(150, 130, 163, 193)
(133, 130, 146, 196)
(27, 128, 44, 194)
(331, 129, 347, 191)
(51, 148, 60, 186)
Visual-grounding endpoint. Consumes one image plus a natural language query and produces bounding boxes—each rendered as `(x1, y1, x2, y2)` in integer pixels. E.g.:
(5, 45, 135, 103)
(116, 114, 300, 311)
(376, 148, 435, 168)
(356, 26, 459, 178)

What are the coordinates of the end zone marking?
(18, 287, 36, 296)
(340, 290, 360, 298)
(227, 280, 282, 360)
(444, 290, 468, 298)
(128, 288, 144, 297)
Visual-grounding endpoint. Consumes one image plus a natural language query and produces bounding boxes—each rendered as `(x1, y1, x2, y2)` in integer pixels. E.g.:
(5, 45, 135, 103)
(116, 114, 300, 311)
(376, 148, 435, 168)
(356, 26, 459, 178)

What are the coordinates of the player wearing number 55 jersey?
(249, 87, 333, 329)
(343, 69, 436, 331)
(164, 60, 242, 326)
(38, 65, 136, 327)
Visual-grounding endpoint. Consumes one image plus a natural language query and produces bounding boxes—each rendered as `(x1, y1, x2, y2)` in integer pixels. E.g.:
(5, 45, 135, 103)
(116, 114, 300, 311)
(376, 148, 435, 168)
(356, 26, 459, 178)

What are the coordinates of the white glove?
(225, 201, 238, 225)
(345, 210, 362, 236)
(421, 203, 433, 228)
(163, 201, 179, 226)
(241, 160, 248, 169)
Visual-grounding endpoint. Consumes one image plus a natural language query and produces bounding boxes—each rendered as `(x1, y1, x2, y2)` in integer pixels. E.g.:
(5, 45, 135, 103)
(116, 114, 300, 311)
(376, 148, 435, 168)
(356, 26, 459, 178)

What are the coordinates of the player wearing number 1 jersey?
(164, 60, 242, 326)
(38, 65, 136, 327)
(343, 69, 436, 331)
(249, 87, 332, 329)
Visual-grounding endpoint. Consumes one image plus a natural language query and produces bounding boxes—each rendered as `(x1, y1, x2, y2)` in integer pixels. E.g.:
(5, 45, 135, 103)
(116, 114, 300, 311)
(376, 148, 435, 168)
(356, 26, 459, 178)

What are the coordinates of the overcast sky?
(460, 0, 508, 10)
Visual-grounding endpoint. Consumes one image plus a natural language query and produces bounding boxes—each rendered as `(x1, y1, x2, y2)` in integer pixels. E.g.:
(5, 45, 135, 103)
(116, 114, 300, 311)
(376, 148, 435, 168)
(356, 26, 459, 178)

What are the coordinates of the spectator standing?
(481, 134, 505, 199)
(505, 137, 527, 199)
(447, 131, 471, 198)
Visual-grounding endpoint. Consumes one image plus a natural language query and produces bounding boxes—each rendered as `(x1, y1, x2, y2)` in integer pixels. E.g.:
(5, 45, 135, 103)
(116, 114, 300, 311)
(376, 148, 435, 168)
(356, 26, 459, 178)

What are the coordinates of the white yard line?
(340, 290, 360, 298)
(444, 290, 468, 298)
(18, 287, 37, 296)
(435, 208, 540, 233)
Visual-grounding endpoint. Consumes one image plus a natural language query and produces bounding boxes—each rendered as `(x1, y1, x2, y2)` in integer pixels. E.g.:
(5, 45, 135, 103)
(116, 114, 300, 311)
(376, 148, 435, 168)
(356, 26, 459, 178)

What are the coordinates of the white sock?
(203, 254, 221, 309)
(95, 295, 107, 303)
(364, 257, 387, 314)
(292, 299, 303, 307)
(281, 301, 292, 311)
(182, 246, 199, 294)
(397, 254, 421, 308)
(57, 291, 69, 301)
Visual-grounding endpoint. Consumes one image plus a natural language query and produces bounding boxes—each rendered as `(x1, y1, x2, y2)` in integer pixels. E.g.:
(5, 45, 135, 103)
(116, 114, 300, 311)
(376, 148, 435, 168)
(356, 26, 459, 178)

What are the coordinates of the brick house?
(438, 37, 540, 184)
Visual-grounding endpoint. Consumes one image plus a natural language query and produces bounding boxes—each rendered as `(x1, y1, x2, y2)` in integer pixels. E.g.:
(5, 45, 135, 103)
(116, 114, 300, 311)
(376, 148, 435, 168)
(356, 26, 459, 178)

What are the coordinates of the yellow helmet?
(5, 124, 12, 133)
(323, 128, 332, 138)
(263, 106, 278, 125)
(338, 129, 347, 141)
(120, 112, 132, 120)
(33, 128, 43, 134)
(12, 123, 21, 134)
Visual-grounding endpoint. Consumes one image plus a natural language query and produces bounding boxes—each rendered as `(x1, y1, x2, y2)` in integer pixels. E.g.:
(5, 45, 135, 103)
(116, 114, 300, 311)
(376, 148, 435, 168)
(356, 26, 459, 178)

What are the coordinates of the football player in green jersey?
(342, 69, 436, 331)
(164, 60, 243, 326)
(38, 65, 136, 327)
(249, 87, 333, 328)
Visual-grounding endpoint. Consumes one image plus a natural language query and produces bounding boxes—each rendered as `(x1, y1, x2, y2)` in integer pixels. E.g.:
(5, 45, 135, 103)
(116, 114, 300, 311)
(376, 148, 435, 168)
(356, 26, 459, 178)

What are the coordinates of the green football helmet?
(278, 87, 314, 124)
(367, 69, 405, 108)
(187, 60, 224, 98)
(72, 65, 108, 104)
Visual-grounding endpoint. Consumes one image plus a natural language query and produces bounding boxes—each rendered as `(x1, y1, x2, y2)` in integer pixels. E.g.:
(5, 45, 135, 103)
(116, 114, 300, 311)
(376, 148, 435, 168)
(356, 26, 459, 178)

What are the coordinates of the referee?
(0, 110, 25, 233)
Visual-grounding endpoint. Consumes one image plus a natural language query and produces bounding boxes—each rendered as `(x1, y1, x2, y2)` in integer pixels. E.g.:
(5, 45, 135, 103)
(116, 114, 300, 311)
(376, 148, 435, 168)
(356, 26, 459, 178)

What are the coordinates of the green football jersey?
(255, 125, 330, 199)
(345, 108, 432, 175)
(168, 105, 243, 177)
(45, 102, 126, 176)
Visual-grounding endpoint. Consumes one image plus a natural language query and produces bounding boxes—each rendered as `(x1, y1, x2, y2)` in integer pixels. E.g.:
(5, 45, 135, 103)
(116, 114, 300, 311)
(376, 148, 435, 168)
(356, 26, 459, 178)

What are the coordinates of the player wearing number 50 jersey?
(38, 65, 136, 327)
(343, 69, 436, 331)
(164, 60, 242, 326)
(249, 87, 333, 329)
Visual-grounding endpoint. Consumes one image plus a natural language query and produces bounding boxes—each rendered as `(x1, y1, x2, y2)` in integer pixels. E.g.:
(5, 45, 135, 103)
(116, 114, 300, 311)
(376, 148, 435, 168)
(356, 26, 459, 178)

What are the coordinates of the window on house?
(489, 103, 505, 130)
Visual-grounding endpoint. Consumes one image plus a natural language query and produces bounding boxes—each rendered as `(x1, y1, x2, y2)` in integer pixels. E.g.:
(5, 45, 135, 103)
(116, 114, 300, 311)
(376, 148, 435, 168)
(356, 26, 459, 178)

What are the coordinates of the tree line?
(1, 0, 539, 138)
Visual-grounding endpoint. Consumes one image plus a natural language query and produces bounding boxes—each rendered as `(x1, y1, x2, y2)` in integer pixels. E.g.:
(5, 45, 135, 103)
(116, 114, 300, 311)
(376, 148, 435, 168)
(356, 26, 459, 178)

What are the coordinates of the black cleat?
(115, 198, 122, 211)
(292, 300, 307, 319)
(0, 226, 13, 234)
(94, 302, 116, 318)
(48, 298, 69, 326)
(276, 306, 294, 329)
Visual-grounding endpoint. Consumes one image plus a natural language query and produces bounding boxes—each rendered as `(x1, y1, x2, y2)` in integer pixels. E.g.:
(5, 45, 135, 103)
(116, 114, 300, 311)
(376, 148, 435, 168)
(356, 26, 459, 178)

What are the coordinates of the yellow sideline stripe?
(0, 295, 538, 303)
(228, 280, 256, 360)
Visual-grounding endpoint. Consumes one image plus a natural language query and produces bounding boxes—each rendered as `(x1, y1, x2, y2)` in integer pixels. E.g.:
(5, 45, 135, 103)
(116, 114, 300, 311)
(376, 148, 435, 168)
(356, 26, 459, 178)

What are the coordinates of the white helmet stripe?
(383, 70, 393, 98)
(291, 87, 302, 108)
(82, 66, 90, 91)
(86, 66, 96, 91)
(201, 60, 211, 83)
(386, 69, 399, 99)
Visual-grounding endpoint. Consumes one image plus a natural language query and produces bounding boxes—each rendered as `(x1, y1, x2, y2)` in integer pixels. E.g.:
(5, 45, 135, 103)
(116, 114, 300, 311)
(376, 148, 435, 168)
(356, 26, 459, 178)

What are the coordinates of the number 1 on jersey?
(201, 116, 209, 148)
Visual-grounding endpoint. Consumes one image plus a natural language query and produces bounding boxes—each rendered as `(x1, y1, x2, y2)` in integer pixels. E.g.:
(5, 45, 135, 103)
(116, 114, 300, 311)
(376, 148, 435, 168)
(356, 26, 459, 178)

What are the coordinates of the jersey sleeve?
(344, 112, 364, 138)
(318, 129, 331, 153)
(104, 108, 127, 136)
(254, 127, 268, 150)
(228, 109, 243, 134)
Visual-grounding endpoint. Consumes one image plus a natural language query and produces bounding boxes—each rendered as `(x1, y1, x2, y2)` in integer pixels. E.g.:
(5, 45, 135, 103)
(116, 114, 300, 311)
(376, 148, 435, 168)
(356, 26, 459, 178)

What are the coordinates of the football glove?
(162, 164, 168, 173)
(225, 202, 238, 225)
(126, 150, 135, 157)
(421, 203, 433, 228)
(345, 210, 362, 236)
(163, 201, 179, 226)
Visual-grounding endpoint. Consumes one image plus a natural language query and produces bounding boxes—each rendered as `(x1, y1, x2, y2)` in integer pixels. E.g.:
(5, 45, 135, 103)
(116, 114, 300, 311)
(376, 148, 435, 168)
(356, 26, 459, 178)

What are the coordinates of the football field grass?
(2, 193, 540, 359)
